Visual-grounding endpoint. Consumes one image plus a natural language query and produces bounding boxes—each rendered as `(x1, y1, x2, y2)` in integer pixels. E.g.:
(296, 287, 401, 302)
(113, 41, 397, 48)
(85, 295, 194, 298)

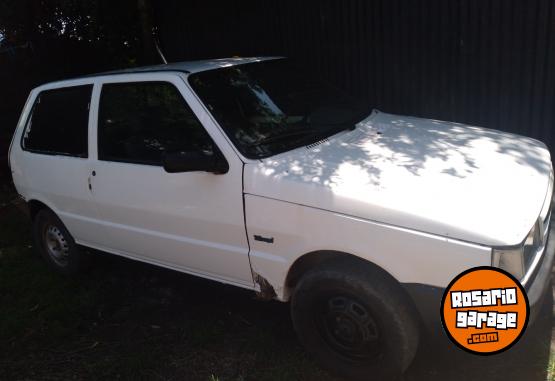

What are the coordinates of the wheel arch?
(283, 249, 425, 339)
(27, 198, 56, 221)
(283, 250, 404, 301)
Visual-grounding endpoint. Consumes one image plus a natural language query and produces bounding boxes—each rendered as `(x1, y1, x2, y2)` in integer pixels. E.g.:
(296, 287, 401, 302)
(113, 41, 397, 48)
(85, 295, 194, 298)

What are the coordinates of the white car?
(9, 57, 555, 380)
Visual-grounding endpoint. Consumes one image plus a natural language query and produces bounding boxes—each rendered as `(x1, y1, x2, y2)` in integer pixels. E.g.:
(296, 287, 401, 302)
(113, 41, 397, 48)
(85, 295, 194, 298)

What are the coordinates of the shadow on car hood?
(244, 110, 553, 247)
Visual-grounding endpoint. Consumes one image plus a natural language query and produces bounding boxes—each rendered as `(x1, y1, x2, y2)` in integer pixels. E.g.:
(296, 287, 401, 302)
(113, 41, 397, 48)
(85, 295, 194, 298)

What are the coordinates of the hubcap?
(43, 224, 70, 267)
(316, 295, 381, 361)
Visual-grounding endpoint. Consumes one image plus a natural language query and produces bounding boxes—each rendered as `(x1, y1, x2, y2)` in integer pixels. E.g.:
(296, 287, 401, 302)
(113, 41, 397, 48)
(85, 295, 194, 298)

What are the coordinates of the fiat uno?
(9, 57, 555, 380)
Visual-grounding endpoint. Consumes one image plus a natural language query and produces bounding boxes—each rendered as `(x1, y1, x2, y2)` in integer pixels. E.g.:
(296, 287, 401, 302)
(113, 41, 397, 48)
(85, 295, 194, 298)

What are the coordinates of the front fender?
(245, 194, 491, 301)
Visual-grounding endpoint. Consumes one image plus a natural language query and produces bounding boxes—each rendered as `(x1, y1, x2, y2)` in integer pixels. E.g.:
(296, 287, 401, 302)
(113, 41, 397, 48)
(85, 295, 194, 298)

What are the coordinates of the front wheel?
(291, 258, 419, 380)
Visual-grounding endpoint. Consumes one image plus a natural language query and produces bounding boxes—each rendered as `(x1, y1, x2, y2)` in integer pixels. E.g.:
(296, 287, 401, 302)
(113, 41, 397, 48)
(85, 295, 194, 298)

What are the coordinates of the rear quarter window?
(22, 85, 92, 157)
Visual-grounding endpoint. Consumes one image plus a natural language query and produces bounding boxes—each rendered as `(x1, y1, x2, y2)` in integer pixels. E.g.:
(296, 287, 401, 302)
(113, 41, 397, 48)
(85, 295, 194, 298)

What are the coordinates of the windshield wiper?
(246, 121, 359, 157)
(251, 128, 318, 147)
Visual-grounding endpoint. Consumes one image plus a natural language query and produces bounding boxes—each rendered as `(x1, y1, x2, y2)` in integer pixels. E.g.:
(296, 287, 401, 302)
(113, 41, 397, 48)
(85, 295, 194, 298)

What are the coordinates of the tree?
(0, 0, 165, 147)
(0, 0, 163, 66)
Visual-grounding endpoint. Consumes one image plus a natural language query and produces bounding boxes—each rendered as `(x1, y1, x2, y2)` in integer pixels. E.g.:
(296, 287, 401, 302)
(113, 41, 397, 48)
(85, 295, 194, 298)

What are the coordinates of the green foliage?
(0, 0, 154, 65)
(0, 0, 161, 139)
(0, 195, 330, 380)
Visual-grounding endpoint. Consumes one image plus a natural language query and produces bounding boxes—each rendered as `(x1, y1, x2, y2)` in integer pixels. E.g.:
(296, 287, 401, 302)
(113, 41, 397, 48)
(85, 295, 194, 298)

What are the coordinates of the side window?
(22, 85, 92, 157)
(98, 81, 214, 165)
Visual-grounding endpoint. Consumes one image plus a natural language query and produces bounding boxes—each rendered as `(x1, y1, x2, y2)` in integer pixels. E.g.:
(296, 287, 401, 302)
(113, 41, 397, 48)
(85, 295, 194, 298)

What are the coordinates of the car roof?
(33, 56, 285, 91)
(85, 56, 282, 77)
(35, 56, 283, 90)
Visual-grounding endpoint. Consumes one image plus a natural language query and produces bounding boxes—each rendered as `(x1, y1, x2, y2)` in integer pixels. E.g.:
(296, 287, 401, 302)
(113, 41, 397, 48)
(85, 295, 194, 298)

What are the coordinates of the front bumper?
(404, 220, 555, 330)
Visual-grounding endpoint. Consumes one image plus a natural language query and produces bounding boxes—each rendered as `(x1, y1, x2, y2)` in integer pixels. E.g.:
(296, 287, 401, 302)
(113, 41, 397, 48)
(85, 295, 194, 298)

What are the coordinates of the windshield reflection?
(189, 58, 370, 159)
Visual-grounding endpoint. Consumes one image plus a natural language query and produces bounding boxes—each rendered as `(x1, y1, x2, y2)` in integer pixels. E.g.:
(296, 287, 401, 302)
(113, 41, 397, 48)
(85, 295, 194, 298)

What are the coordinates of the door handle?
(87, 170, 96, 191)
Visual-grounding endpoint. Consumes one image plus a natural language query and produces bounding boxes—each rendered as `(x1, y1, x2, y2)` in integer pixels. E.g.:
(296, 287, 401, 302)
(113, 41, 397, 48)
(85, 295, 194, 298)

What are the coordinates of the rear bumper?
(404, 221, 555, 330)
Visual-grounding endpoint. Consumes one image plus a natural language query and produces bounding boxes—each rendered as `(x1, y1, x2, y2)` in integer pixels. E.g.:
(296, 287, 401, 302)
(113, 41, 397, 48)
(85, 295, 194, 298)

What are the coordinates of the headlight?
(492, 223, 538, 280)
(492, 246, 524, 279)
(491, 170, 551, 282)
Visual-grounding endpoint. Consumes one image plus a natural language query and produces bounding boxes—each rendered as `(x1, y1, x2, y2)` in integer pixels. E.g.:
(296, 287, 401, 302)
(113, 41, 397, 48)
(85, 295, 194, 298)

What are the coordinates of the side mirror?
(162, 148, 229, 174)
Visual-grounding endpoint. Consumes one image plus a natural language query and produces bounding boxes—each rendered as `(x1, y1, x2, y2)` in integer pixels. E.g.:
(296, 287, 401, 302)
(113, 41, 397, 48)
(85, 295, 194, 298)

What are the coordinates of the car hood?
(243, 110, 553, 246)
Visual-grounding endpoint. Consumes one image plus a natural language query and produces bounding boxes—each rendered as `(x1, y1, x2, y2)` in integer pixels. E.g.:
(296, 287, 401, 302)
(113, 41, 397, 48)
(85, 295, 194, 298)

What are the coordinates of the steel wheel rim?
(43, 224, 70, 267)
(315, 294, 381, 361)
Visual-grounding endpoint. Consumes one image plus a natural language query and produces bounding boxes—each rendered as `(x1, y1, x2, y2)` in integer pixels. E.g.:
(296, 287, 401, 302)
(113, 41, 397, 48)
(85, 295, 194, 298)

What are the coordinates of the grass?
(0, 185, 330, 380)
(549, 353, 555, 381)
(0, 182, 553, 380)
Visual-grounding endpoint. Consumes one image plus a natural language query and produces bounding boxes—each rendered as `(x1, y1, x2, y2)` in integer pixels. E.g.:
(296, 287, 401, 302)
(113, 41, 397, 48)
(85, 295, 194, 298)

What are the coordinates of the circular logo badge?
(441, 267, 529, 355)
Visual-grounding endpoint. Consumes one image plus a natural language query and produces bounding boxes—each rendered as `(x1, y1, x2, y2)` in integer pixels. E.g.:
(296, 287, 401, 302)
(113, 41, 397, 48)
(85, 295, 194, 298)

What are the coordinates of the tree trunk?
(137, 0, 159, 65)
(24, 0, 40, 43)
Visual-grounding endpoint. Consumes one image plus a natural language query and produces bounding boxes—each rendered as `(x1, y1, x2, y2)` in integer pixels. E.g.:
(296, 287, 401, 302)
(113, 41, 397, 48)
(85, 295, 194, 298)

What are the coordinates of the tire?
(32, 208, 88, 275)
(291, 258, 419, 381)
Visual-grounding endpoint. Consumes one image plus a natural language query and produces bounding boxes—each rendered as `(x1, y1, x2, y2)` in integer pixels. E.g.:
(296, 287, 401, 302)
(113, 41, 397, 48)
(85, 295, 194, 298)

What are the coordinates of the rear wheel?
(32, 209, 88, 275)
(291, 258, 419, 380)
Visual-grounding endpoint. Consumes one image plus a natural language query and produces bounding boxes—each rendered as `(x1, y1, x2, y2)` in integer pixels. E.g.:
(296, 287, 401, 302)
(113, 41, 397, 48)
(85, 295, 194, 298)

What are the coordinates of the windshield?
(188, 59, 370, 159)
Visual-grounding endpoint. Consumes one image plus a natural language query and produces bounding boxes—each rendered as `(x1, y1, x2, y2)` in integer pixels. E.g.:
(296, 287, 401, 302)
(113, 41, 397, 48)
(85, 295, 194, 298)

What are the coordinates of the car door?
(88, 74, 253, 287)
(14, 82, 111, 245)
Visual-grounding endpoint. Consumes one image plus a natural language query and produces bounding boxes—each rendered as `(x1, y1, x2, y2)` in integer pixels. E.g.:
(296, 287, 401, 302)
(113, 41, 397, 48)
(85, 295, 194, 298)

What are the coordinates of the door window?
(98, 81, 214, 165)
(22, 85, 92, 157)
